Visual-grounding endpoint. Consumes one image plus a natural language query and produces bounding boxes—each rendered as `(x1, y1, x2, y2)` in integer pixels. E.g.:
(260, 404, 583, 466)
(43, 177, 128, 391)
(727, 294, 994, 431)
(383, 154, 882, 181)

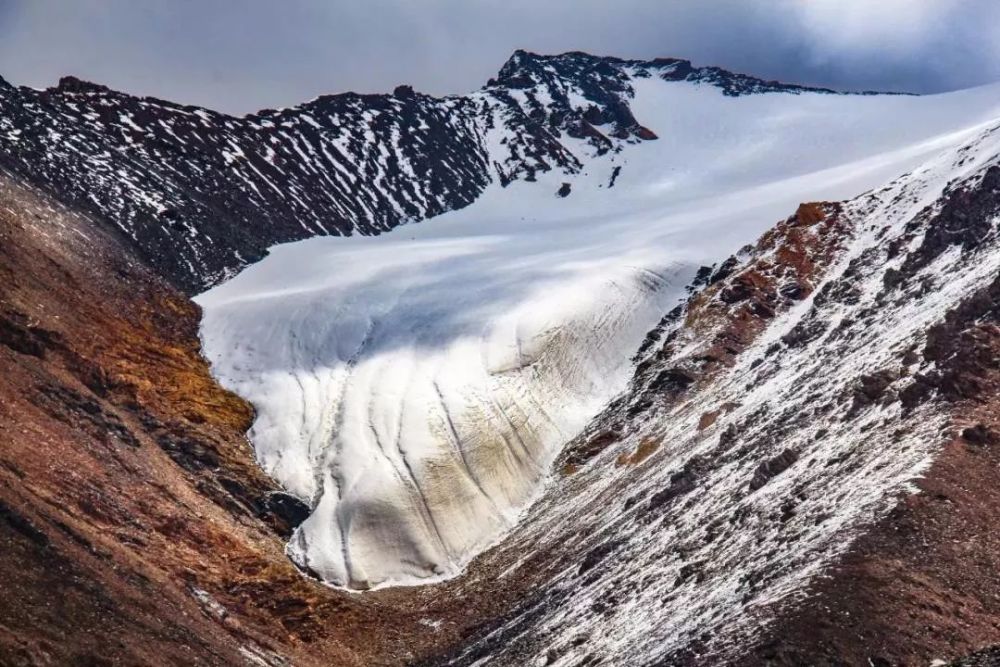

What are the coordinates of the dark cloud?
(0, 0, 998, 115)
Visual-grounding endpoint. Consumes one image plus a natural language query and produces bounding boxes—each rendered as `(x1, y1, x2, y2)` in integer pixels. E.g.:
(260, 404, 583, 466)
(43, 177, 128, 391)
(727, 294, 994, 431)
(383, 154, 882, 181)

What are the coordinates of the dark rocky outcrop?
(748, 448, 800, 492)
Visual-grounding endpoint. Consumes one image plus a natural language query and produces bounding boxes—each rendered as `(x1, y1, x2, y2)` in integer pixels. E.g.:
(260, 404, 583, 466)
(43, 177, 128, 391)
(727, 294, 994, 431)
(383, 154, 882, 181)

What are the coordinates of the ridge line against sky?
(1, 0, 998, 115)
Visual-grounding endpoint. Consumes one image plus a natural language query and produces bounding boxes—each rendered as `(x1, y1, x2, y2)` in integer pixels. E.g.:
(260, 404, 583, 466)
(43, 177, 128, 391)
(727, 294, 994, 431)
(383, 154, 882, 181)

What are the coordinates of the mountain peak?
(54, 75, 112, 95)
(491, 50, 842, 99)
(392, 84, 416, 98)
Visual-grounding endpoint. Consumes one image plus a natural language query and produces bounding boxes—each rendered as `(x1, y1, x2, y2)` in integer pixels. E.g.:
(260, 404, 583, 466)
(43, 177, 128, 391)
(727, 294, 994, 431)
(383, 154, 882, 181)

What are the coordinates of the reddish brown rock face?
(560, 201, 847, 469)
(657, 201, 845, 379)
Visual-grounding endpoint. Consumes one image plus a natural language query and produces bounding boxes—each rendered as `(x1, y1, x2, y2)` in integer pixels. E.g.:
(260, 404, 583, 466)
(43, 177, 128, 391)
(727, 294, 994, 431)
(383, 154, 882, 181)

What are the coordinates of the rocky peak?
(493, 50, 841, 98)
(491, 50, 634, 96)
(54, 75, 113, 95)
(392, 83, 416, 98)
(486, 50, 656, 149)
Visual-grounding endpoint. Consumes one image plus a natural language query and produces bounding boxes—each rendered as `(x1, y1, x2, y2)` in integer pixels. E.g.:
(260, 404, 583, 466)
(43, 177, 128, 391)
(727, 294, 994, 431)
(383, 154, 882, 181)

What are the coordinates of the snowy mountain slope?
(197, 68, 1000, 590)
(0, 76, 491, 292)
(424, 120, 1000, 666)
(0, 52, 835, 293)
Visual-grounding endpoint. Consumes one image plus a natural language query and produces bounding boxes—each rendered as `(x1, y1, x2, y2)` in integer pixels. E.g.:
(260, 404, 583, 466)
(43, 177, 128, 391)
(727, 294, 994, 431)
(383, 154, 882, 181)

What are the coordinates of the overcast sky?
(1, 0, 999, 115)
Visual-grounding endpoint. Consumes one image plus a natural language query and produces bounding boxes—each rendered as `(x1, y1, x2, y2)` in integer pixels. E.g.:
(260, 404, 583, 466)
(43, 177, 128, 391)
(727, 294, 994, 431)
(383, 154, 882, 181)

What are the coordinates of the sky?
(0, 0, 999, 115)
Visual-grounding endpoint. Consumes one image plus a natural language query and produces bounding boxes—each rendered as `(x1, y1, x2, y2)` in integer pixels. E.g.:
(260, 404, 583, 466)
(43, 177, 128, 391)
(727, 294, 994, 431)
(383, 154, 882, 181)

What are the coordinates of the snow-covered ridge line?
(198, 73, 1000, 591)
(0, 51, 912, 293)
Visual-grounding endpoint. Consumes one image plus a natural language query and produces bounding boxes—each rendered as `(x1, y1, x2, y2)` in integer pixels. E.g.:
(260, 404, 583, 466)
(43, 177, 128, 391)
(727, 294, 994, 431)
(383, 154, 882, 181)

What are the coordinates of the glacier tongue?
(196, 72, 1000, 590)
(197, 224, 687, 588)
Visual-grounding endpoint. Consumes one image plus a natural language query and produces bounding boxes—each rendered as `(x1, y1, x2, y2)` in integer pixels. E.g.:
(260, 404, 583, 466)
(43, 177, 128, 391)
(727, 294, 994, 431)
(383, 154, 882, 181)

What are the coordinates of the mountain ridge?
(0, 51, 905, 293)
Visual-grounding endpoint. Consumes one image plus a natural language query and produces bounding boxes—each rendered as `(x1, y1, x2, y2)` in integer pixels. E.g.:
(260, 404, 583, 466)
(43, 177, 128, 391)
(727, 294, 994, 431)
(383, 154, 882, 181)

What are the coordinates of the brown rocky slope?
(0, 170, 459, 666)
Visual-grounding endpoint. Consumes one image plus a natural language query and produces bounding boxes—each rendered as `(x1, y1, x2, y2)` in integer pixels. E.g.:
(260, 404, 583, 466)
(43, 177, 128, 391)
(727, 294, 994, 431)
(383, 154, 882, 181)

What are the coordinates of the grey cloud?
(0, 0, 997, 115)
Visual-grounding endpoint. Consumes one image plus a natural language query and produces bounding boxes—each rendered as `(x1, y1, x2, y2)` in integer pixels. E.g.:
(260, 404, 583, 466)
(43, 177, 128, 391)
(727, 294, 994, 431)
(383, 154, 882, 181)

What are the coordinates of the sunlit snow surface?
(197, 76, 1000, 589)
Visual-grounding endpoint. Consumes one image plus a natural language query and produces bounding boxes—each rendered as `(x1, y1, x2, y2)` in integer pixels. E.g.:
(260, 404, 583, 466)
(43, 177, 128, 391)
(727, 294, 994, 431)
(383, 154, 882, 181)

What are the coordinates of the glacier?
(196, 68, 1000, 590)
